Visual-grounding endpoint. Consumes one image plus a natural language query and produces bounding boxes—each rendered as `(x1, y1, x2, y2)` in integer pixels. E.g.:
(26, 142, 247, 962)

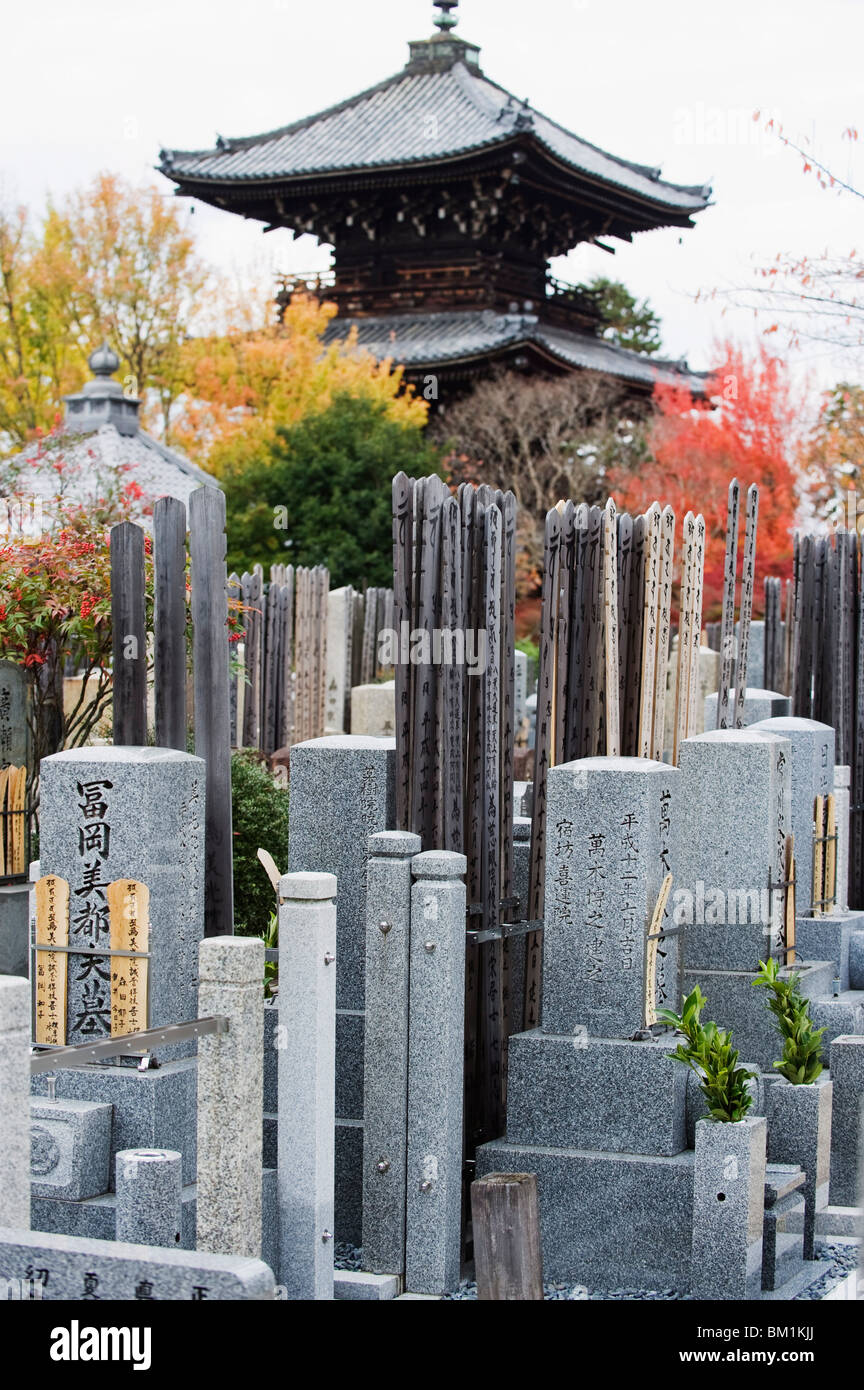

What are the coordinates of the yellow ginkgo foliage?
(170, 292, 428, 477)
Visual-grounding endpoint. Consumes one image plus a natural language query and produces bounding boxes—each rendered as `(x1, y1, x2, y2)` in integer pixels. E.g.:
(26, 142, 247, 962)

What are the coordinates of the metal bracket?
(30, 1016, 230, 1074)
(466, 918, 542, 945)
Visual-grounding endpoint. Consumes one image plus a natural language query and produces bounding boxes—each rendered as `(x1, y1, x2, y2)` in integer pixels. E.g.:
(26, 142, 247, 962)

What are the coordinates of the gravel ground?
(337, 1239, 860, 1300)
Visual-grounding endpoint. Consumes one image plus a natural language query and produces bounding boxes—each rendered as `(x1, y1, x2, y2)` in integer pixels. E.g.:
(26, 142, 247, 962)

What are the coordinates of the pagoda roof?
(159, 38, 710, 227)
(323, 309, 707, 394)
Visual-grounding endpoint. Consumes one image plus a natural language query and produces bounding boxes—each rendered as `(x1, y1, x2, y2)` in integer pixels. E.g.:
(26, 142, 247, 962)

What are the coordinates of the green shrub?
(231, 751, 290, 937)
(658, 985, 756, 1123)
(752, 957, 826, 1084)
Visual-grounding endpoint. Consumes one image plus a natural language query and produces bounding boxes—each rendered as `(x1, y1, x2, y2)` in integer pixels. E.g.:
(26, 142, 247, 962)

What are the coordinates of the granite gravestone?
(749, 716, 834, 917)
(677, 729, 791, 972)
(542, 756, 679, 1039)
(0, 660, 28, 769)
(38, 747, 205, 1048)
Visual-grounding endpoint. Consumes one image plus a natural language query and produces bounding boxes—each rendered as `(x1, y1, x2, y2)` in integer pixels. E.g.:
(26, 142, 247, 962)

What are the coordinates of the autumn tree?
(171, 292, 428, 477)
(431, 369, 651, 590)
(0, 173, 209, 452)
(802, 382, 864, 522)
(608, 343, 802, 617)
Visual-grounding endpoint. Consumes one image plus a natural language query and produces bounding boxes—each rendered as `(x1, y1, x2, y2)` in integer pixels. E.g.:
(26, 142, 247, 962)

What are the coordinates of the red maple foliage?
(608, 343, 802, 618)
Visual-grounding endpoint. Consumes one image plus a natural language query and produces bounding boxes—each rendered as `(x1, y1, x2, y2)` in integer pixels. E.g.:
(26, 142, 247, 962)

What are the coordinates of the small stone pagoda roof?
(159, 8, 710, 233)
(12, 344, 219, 517)
(324, 309, 708, 394)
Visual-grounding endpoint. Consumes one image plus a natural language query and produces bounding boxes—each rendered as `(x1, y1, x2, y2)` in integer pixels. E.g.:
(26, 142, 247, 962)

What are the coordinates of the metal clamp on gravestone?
(30, 1016, 230, 1073)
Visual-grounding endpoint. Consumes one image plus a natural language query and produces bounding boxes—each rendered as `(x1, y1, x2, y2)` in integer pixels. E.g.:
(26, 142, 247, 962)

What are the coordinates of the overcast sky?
(3, 0, 862, 391)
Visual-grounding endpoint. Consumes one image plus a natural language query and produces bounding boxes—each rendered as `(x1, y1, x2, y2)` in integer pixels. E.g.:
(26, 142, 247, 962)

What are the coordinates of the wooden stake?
(638, 504, 661, 758)
(108, 879, 150, 1038)
(717, 478, 740, 729)
(643, 872, 674, 1028)
(812, 794, 825, 917)
(784, 834, 796, 964)
(733, 484, 759, 727)
(471, 1173, 544, 1301)
(603, 498, 621, 756)
(651, 506, 675, 761)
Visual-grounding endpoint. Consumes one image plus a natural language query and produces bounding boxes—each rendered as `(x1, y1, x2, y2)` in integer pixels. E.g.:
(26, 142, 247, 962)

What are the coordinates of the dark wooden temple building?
(160, 2, 711, 396)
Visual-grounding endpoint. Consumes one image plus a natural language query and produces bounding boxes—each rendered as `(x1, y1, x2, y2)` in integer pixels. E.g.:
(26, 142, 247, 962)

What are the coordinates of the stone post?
(116, 1148, 182, 1248)
(691, 1115, 767, 1299)
(288, 733, 395, 1244)
(405, 851, 467, 1296)
(197, 936, 264, 1258)
(0, 975, 29, 1231)
(277, 871, 337, 1300)
(828, 1034, 864, 1207)
(362, 831, 421, 1275)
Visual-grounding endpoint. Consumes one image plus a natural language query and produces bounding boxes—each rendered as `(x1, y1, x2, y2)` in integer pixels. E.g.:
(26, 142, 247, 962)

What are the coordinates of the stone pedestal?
(765, 1075, 832, 1260)
(691, 1115, 767, 1300)
(115, 1148, 182, 1248)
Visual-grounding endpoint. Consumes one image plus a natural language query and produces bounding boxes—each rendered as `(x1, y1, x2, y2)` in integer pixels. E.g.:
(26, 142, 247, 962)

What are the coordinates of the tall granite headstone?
(38, 747, 205, 1046)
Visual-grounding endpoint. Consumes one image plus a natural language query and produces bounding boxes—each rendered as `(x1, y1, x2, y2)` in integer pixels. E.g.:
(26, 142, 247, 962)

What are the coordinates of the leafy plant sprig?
(658, 985, 756, 1123)
(751, 958, 826, 1084)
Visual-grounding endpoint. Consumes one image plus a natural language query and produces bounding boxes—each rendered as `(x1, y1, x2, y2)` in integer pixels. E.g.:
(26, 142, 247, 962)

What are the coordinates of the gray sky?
(3, 0, 862, 388)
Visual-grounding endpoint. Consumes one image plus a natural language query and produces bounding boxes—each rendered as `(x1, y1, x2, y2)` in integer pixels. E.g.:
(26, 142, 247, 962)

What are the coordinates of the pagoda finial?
(434, 1, 458, 32)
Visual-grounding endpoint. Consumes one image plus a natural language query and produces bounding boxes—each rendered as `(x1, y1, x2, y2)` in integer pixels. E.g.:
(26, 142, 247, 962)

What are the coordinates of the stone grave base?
(32, 1169, 280, 1279)
(795, 910, 864, 990)
(809, 992, 864, 1048)
(476, 1141, 694, 1288)
(505, 1032, 687, 1155)
(682, 960, 835, 1071)
(31, 1059, 198, 1187)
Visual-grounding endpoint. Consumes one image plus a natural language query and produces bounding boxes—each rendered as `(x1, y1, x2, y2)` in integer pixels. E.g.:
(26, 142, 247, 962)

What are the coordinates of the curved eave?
(160, 137, 710, 225)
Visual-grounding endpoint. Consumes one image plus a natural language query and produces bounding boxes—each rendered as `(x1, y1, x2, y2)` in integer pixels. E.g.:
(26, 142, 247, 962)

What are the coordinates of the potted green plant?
(658, 986, 767, 1299)
(752, 958, 832, 1259)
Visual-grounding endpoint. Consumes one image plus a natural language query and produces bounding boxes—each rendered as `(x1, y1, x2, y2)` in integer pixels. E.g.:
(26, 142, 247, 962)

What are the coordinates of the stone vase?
(765, 1072, 832, 1259)
(691, 1115, 767, 1300)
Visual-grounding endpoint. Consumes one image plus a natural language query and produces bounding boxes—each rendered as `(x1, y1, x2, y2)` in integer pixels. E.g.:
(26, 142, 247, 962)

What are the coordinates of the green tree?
(224, 393, 441, 585)
(582, 276, 663, 355)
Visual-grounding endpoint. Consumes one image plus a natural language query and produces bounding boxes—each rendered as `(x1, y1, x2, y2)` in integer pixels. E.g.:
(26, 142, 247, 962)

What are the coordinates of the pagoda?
(159, 2, 711, 396)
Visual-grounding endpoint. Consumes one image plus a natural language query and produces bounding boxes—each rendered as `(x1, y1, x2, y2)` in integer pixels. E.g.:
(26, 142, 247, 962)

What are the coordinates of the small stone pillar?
(0, 975, 29, 1230)
(362, 831, 421, 1275)
(277, 871, 337, 1300)
(834, 766, 851, 913)
(405, 851, 467, 1295)
(116, 1148, 182, 1247)
(749, 716, 834, 917)
(691, 1115, 767, 1299)
(196, 936, 264, 1258)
